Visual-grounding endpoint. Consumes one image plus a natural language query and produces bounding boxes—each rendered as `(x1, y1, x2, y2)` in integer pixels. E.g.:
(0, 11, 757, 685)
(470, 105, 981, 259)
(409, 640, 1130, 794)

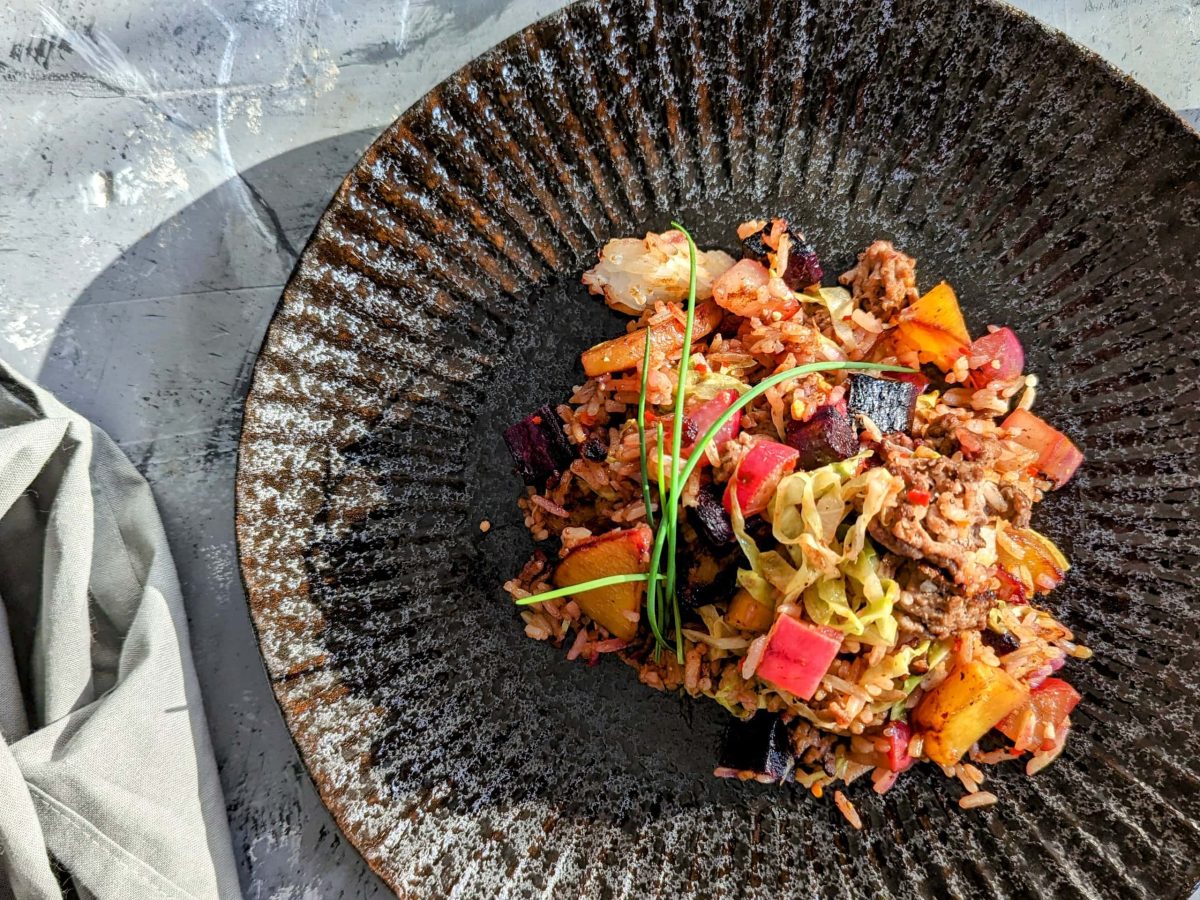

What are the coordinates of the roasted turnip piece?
(689, 482, 735, 547)
(503, 405, 575, 487)
(968, 327, 1024, 388)
(716, 712, 794, 782)
(996, 524, 1069, 595)
(681, 389, 741, 461)
(996, 677, 1081, 752)
(553, 526, 651, 642)
(785, 400, 858, 469)
(755, 615, 842, 701)
(847, 374, 921, 435)
(1002, 408, 1083, 488)
(723, 441, 799, 517)
(726, 587, 774, 633)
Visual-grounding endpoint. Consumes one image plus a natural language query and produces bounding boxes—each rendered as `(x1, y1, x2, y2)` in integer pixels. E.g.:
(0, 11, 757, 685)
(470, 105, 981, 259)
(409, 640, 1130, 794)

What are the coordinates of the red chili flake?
(531, 415, 543, 425)
(995, 567, 1028, 605)
(907, 488, 931, 505)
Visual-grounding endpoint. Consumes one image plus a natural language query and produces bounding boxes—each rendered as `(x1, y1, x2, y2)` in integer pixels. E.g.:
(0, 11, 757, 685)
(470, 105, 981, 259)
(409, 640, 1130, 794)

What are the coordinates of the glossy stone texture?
(236, 0, 1200, 895)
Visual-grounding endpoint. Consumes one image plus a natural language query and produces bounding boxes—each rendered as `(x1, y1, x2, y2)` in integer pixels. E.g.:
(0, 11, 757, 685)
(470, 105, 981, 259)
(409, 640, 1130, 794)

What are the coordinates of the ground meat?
(999, 481, 1034, 528)
(868, 439, 992, 592)
(912, 404, 993, 456)
(838, 240, 919, 321)
(893, 561, 993, 640)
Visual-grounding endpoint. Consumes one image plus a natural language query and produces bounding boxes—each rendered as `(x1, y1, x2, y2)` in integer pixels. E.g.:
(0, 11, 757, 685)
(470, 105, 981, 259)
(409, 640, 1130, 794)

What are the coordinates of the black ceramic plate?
(236, 0, 1200, 895)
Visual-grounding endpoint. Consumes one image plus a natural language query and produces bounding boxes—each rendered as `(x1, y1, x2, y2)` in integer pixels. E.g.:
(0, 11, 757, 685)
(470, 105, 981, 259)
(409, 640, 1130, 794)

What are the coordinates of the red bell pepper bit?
(994, 567, 1028, 605)
(907, 488, 931, 505)
(996, 677, 1081, 751)
(882, 721, 914, 772)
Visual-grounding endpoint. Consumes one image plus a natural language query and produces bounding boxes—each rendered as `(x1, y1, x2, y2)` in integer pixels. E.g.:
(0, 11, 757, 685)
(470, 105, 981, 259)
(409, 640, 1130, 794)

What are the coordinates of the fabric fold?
(0, 366, 239, 900)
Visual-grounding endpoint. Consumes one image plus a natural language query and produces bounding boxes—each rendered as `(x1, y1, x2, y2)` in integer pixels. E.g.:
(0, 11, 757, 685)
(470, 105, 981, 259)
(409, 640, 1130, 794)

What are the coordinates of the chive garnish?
(513, 223, 916, 659)
(655, 421, 667, 523)
(637, 329, 656, 529)
(664, 222, 699, 654)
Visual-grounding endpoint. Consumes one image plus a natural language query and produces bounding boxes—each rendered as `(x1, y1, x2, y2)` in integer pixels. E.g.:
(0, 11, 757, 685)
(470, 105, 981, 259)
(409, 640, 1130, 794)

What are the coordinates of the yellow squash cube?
(913, 659, 1029, 765)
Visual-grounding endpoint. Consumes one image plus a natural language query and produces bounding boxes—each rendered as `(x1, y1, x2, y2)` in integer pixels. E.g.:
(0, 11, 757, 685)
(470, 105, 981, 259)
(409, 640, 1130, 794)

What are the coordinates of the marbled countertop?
(1, 1, 1196, 895)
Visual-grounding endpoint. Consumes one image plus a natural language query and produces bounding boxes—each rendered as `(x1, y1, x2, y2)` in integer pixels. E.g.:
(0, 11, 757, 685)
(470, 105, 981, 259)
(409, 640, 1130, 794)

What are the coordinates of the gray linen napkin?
(0, 366, 239, 899)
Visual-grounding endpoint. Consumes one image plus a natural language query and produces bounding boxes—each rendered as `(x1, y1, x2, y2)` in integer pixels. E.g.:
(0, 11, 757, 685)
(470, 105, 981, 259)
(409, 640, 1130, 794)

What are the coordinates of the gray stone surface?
(0, 1, 1195, 896)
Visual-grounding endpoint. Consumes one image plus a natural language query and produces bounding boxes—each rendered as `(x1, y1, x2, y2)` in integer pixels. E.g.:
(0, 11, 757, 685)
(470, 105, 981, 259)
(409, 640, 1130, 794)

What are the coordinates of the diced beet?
(781, 240, 823, 291)
(981, 629, 1020, 656)
(755, 616, 842, 701)
(739, 224, 823, 290)
(689, 482, 735, 547)
(785, 401, 858, 470)
(892, 370, 931, 393)
(679, 549, 739, 610)
(502, 404, 575, 487)
(580, 436, 608, 462)
(740, 227, 771, 261)
(846, 374, 921, 435)
(716, 712, 794, 782)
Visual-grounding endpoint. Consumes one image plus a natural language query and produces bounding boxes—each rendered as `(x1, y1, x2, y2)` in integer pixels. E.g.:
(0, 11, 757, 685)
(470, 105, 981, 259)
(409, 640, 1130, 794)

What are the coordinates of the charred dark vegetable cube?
(740, 227, 771, 261)
(716, 712, 794, 782)
(740, 224, 824, 290)
(785, 401, 859, 470)
(688, 482, 735, 547)
(846, 374, 921, 434)
(780, 239, 823, 291)
(679, 548, 739, 610)
(502, 404, 575, 487)
(580, 435, 608, 462)
(981, 628, 1021, 656)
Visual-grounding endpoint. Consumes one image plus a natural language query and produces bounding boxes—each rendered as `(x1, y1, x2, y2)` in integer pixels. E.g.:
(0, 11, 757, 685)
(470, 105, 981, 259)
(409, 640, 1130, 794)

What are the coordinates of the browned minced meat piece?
(867, 439, 991, 592)
(893, 560, 992, 641)
(912, 405, 982, 456)
(999, 481, 1034, 528)
(839, 240, 919, 321)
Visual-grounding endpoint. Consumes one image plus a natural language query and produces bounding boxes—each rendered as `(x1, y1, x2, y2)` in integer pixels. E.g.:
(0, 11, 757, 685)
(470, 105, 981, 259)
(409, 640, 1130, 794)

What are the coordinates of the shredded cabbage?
(689, 605, 747, 658)
(729, 453, 904, 645)
(709, 666, 755, 718)
(889, 640, 949, 718)
(684, 367, 750, 401)
(801, 286, 856, 346)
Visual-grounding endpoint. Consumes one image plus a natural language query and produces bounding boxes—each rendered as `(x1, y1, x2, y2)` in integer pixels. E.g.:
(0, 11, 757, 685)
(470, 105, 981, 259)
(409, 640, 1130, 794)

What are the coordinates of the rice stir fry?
(502, 219, 1088, 822)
